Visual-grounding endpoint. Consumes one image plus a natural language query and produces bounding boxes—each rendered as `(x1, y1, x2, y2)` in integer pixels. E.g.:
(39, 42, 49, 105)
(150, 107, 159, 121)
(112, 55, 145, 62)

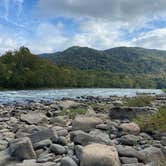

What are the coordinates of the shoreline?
(0, 94, 165, 165)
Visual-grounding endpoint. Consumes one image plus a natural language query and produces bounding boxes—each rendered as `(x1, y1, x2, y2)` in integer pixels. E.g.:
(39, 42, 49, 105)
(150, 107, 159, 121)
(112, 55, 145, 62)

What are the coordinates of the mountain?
(0, 46, 166, 89)
(40, 46, 166, 74)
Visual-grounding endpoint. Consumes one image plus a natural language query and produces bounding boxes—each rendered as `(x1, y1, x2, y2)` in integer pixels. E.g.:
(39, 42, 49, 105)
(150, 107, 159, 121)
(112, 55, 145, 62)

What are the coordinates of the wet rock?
(80, 143, 120, 166)
(9, 137, 36, 161)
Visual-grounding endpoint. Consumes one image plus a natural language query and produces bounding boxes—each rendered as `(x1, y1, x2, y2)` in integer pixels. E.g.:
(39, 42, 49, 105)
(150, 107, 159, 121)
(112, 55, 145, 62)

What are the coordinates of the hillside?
(40, 46, 166, 74)
(0, 47, 166, 89)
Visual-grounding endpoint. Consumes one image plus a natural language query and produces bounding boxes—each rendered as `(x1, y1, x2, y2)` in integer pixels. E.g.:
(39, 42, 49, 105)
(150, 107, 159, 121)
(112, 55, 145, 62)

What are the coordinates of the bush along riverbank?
(0, 94, 165, 166)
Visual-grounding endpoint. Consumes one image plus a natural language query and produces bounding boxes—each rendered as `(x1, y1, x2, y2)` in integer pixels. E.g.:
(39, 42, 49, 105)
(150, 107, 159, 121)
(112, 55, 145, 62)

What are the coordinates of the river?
(0, 88, 163, 104)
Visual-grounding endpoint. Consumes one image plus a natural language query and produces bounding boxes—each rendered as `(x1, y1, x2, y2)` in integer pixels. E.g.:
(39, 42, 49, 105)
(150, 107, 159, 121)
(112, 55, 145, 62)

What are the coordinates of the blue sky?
(0, 0, 166, 54)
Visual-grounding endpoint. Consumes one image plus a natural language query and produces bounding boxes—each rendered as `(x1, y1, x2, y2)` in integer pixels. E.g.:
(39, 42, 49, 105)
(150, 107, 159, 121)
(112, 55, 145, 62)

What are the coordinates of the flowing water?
(0, 88, 163, 104)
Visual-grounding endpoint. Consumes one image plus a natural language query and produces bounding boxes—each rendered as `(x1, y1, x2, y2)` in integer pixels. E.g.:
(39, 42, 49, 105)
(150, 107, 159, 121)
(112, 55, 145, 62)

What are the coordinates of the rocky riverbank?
(0, 95, 165, 166)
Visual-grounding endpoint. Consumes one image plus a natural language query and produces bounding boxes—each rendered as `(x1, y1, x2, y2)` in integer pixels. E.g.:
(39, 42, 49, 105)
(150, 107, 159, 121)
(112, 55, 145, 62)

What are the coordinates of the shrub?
(59, 108, 87, 119)
(124, 95, 155, 107)
(134, 107, 166, 132)
(162, 89, 166, 93)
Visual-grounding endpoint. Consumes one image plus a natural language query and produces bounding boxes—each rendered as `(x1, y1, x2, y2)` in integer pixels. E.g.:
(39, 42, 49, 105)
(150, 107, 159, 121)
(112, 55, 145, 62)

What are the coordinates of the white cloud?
(1, 0, 166, 54)
(2, 0, 24, 21)
(129, 28, 166, 49)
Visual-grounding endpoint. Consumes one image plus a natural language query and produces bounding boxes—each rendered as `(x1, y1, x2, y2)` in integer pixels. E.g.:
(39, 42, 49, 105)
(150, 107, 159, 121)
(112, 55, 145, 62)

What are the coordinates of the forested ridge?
(40, 46, 166, 74)
(0, 47, 166, 89)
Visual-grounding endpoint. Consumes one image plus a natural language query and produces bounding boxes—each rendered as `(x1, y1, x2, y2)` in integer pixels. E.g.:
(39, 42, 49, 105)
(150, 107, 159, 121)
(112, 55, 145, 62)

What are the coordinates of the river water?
(0, 88, 163, 104)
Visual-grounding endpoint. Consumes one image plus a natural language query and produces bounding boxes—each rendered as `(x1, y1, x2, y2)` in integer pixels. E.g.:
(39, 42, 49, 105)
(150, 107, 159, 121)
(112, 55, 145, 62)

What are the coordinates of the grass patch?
(124, 95, 155, 107)
(162, 88, 166, 93)
(59, 108, 87, 119)
(134, 107, 166, 132)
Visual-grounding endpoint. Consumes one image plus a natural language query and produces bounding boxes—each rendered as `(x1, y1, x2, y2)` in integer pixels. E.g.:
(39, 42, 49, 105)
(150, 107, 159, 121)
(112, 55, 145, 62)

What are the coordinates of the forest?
(0, 47, 166, 89)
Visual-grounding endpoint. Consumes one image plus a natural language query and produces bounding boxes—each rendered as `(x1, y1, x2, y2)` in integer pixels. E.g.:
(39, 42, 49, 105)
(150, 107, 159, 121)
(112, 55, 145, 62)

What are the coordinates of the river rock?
(20, 113, 48, 125)
(58, 100, 81, 110)
(119, 123, 140, 135)
(0, 149, 12, 166)
(120, 157, 138, 164)
(60, 156, 78, 166)
(121, 164, 145, 166)
(37, 152, 55, 163)
(28, 128, 57, 144)
(9, 137, 36, 161)
(34, 139, 52, 149)
(119, 134, 140, 145)
(52, 126, 68, 137)
(50, 144, 66, 155)
(72, 116, 103, 132)
(16, 159, 55, 166)
(70, 130, 111, 146)
(70, 130, 94, 146)
(79, 143, 120, 166)
(139, 146, 164, 163)
(116, 145, 144, 161)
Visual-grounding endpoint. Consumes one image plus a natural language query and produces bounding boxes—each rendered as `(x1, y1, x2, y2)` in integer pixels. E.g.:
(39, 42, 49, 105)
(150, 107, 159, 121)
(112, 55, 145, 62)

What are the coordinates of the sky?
(1, 0, 166, 54)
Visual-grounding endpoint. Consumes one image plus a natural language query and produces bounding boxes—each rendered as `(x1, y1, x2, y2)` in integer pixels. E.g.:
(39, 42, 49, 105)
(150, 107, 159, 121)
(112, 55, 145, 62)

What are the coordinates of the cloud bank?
(0, 0, 166, 53)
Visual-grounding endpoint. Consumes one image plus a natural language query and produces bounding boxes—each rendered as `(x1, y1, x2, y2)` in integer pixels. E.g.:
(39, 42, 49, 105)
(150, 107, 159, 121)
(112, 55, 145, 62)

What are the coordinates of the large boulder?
(9, 137, 36, 161)
(79, 143, 120, 166)
(109, 107, 155, 120)
(72, 117, 103, 132)
(20, 113, 48, 125)
(119, 123, 140, 135)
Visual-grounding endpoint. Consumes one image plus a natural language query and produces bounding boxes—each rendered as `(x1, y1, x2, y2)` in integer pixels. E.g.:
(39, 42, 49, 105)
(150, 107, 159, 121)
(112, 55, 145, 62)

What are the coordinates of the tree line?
(0, 47, 166, 89)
